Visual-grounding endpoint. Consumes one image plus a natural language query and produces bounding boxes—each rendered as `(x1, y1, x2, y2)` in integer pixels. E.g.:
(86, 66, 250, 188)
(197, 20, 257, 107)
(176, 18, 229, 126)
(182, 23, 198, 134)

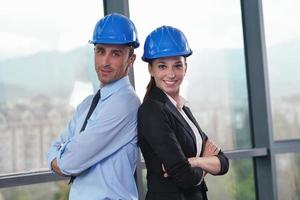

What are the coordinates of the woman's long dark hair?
(145, 76, 155, 97)
(145, 60, 155, 97)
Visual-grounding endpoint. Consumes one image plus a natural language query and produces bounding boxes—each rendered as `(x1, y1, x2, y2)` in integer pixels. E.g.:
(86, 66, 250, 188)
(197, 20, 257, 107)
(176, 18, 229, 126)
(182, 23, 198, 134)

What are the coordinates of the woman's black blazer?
(138, 85, 229, 200)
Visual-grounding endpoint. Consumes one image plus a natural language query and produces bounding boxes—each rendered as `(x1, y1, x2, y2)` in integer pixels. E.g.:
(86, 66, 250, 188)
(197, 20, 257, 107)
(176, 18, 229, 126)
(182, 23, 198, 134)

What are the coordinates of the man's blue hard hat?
(89, 13, 139, 48)
(142, 25, 192, 61)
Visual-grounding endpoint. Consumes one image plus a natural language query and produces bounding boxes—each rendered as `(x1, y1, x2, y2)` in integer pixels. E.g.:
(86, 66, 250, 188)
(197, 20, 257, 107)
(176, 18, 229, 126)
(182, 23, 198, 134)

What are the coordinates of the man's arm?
(56, 94, 140, 175)
(45, 96, 88, 176)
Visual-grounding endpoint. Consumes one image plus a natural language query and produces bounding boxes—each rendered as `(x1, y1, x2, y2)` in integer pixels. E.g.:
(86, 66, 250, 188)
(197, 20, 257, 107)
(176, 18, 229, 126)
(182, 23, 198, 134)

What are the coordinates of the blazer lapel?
(148, 85, 197, 144)
(165, 101, 197, 143)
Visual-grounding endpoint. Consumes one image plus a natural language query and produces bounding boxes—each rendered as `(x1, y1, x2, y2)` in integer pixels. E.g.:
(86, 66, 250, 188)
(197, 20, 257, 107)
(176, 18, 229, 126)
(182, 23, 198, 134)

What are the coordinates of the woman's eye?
(158, 65, 166, 69)
(175, 64, 183, 68)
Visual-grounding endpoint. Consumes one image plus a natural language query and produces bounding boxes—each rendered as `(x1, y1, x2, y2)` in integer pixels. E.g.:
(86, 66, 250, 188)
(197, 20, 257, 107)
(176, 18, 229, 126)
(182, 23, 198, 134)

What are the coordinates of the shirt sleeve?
(215, 150, 229, 175)
(138, 102, 204, 190)
(45, 95, 92, 171)
(56, 94, 140, 175)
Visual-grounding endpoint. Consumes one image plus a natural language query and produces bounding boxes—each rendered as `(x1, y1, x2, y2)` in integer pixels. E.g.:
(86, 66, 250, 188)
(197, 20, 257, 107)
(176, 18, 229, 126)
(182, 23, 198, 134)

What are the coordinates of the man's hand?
(51, 158, 67, 176)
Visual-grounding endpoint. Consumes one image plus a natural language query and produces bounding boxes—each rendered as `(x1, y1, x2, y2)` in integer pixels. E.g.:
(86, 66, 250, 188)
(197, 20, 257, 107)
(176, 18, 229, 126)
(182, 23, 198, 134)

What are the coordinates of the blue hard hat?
(89, 13, 139, 48)
(142, 26, 192, 61)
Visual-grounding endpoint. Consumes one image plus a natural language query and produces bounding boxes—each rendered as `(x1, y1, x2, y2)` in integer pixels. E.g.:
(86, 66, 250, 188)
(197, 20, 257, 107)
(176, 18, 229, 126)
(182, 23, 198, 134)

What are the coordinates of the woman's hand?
(162, 139, 221, 178)
(203, 139, 220, 157)
(162, 163, 169, 177)
(188, 139, 220, 167)
(187, 139, 221, 176)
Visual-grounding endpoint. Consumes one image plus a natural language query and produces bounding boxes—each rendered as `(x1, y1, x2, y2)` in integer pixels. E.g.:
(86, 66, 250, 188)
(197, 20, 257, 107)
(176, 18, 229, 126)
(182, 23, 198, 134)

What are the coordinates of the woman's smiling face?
(149, 56, 187, 99)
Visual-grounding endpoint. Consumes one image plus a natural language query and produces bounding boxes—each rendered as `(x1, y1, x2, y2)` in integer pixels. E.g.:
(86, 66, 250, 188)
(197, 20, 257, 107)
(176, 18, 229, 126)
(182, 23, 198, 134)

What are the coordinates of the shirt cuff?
(46, 149, 59, 171)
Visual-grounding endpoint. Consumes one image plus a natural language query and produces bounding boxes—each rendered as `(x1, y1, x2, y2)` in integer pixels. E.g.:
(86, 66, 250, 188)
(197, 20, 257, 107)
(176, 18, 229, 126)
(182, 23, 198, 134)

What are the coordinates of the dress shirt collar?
(100, 76, 131, 100)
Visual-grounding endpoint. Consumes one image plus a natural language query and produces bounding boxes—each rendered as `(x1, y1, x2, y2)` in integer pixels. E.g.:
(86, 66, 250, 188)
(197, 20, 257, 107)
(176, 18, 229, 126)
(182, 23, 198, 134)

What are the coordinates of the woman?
(137, 26, 229, 200)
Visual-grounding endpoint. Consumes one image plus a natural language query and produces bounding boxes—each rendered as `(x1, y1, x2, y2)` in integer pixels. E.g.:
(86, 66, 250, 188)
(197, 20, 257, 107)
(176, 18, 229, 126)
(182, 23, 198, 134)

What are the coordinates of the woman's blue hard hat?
(142, 25, 192, 61)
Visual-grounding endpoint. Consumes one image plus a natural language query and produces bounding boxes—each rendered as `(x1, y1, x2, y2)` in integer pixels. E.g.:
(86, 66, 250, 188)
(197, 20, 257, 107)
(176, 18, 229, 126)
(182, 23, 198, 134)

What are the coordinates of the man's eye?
(112, 52, 120, 57)
(158, 65, 166, 69)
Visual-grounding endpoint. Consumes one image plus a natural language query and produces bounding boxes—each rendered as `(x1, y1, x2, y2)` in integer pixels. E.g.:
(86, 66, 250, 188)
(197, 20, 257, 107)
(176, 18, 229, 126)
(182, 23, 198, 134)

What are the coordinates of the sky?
(0, 0, 102, 60)
(1, 0, 300, 60)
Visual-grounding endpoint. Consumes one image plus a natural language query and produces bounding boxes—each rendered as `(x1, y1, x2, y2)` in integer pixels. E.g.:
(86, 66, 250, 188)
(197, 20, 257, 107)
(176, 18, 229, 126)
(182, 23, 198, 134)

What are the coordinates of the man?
(46, 13, 140, 200)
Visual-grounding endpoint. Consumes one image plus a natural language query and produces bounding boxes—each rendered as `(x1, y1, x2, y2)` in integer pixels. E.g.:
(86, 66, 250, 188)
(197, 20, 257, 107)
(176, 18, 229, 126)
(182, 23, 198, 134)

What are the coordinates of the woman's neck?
(166, 91, 180, 105)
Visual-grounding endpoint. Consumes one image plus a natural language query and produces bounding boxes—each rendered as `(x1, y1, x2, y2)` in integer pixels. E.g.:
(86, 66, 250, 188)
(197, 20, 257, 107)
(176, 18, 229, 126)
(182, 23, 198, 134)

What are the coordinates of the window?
(263, 0, 300, 140)
(0, 0, 102, 198)
(0, 0, 102, 177)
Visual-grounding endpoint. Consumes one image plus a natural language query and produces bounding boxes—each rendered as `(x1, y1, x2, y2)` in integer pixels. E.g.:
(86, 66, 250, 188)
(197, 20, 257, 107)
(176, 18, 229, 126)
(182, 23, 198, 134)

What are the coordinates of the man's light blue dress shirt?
(46, 76, 141, 200)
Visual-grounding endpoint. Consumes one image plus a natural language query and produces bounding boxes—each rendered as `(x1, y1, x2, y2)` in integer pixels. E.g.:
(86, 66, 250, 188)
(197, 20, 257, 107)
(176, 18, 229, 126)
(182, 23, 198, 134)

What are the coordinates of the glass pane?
(130, 0, 251, 150)
(276, 153, 300, 200)
(206, 159, 255, 200)
(0, 181, 69, 200)
(0, 0, 103, 174)
(263, 0, 300, 140)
